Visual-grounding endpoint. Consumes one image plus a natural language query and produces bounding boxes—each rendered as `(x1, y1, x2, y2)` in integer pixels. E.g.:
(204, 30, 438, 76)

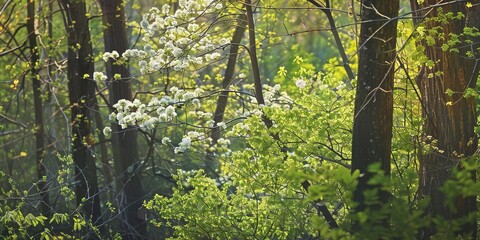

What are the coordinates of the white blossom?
(175, 137, 192, 153)
(191, 98, 201, 108)
(103, 127, 112, 136)
(161, 137, 171, 145)
(131, 2, 228, 74)
(274, 84, 281, 92)
(217, 138, 230, 148)
(93, 72, 107, 81)
(217, 122, 227, 130)
(295, 78, 307, 89)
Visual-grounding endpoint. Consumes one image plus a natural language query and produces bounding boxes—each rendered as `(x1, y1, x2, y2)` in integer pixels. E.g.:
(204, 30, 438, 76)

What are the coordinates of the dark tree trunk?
(245, 0, 273, 129)
(410, 1, 480, 238)
(98, 0, 147, 238)
(27, 0, 50, 217)
(351, 0, 399, 231)
(60, 0, 102, 223)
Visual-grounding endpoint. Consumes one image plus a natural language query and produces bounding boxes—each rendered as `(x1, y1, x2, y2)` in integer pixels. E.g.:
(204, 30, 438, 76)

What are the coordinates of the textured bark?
(27, 0, 50, 217)
(61, 0, 102, 223)
(351, 0, 399, 229)
(98, 0, 147, 238)
(410, 1, 480, 238)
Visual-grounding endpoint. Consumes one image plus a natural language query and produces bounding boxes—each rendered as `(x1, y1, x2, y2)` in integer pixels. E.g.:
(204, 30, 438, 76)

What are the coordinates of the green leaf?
(445, 88, 454, 96)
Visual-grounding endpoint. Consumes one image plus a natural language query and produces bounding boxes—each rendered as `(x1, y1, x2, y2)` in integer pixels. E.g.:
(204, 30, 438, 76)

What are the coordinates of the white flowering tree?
(97, 1, 359, 238)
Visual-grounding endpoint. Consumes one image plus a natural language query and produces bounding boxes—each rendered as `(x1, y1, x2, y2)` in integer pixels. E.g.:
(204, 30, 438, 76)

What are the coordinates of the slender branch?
(0, 113, 28, 128)
(307, 0, 355, 85)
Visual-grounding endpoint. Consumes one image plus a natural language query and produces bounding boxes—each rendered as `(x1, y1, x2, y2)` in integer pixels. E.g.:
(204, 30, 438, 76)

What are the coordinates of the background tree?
(60, 0, 102, 224)
(98, 0, 147, 238)
(27, 0, 50, 217)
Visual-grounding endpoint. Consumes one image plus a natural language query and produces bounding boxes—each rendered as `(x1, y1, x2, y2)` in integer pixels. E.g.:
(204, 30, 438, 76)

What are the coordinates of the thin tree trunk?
(246, 0, 338, 229)
(60, 0, 102, 223)
(206, 13, 247, 177)
(351, 0, 399, 233)
(245, 0, 268, 111)
(410, 1, 479, 238)
(98, 0, 147, 238)
(27, 0, 50, 217)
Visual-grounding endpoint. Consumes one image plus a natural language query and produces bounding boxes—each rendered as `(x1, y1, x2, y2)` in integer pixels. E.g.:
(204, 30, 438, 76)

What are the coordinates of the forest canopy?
(0, 0, 479, 239)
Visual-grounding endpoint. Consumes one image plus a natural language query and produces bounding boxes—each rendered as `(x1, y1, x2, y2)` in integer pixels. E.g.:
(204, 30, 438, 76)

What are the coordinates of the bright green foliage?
(146, 170, 310, 239)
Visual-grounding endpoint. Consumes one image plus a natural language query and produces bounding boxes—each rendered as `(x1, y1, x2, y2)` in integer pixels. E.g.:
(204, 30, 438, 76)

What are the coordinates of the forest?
(0, 0, 479, 239)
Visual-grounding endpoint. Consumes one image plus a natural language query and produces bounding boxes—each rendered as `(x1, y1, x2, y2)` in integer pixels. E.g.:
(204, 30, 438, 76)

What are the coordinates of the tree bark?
(351, 0, 399, 231)
(410, 1, 480, 238)
(98, 0, 147, 238)
(27, 0, 50, 217)
(60, 0, 102, 224)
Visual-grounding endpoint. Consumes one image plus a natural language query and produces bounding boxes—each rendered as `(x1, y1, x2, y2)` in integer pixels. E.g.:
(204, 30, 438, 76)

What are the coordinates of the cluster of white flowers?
(238, 73, 247, 79)
(174, 131, 212, 154)
(93, 72, 107, 81)
(216, 138, 230, 149)
(189, 110, 213, 119)
(295, 78, 307, 89)
(216, 122, 227, 130)
(176, 169, 200, 187)
(161, 137, 172, 145)
(107, 86, 208, 131)
(175, 137, 192, 153)
(102, 51, 120, 62)
(103, 126, 112, 136)
(108, 99, 153, 130)
(237, 84, 292, 115)
(108, 98, 174, 130)
(186, 130, 208, 141)
(264, 84, 292, 109)
(103, 1, 229, 74)
(170, 86, 204, 103)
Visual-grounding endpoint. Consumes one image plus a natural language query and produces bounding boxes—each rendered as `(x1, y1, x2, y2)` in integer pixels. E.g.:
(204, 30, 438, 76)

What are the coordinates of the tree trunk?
(98, 0, 147, 238)
(351, 0, 399, 231)
(410, 1, 479, 238)
(207, 13, 247, 177)
(61, 0, 102, 224)
(27, 0, 50, 217)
